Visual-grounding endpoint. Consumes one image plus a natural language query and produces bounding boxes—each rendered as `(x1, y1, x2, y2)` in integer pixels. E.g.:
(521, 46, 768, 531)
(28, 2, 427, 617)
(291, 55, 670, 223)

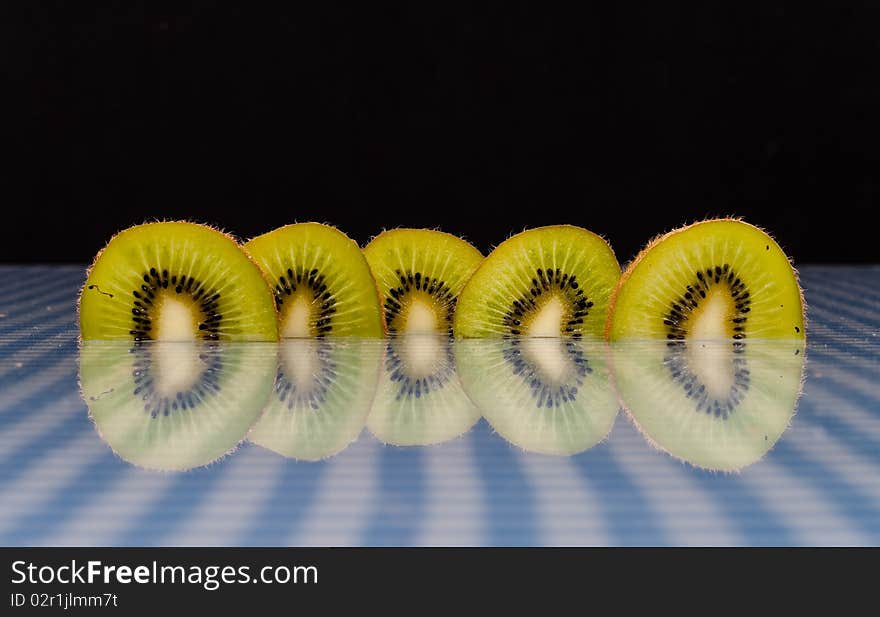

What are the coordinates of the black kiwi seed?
(663, 264, 751, 343)
(384, 339, 455, 401)
(129, 270, 222, 341)
(131, 343, 223, 418)
(385, 269, 457, 335)
(272, 266, 338, 336)
(274, 341, 337, 410)
(501, 339, 591, 408)
(663, 342, 750, 420)
(501, 268, 593, 338)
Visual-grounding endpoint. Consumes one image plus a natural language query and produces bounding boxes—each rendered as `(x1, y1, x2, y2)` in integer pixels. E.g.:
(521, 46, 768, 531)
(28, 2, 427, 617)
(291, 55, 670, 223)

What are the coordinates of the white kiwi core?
(154, 295, 200, 341)
(402, 298, 439, 334)
(151, 342, 205, 396)
(685, 340, 736, 400)
(686, 288, 734, 340)
(282, 295, 315, 338)
(280, 339, 320, 387)
(525, 295, 567, 337)
(520, 337, 571, 384)
(396, 333, 445, 378)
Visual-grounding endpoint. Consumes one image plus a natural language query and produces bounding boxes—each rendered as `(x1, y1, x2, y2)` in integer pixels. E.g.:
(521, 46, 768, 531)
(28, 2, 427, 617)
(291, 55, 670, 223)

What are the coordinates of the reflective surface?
(0, 265, 878, 546)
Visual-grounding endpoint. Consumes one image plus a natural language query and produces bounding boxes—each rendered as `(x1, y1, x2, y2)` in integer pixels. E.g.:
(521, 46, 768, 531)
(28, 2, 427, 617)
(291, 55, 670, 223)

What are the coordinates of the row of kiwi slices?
(80, 218, 806, 342)
(79, 219, 807, 472)
(80, 336, 805, 472)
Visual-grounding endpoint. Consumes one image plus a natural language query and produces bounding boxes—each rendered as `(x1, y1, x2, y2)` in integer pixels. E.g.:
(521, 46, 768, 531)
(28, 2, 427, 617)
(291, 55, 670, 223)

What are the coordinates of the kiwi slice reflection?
(367, 334, 481, 446)
(249, 339, 381, 460)
(457, 338, 618, 455)
(612, 340, 805, 471)
(80, 341, 275, 471)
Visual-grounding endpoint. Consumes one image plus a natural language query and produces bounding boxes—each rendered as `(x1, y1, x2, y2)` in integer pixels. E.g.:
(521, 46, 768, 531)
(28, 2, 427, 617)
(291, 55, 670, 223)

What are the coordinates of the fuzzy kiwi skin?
(604, 218, 807, 341)
(79, 220, 279, 341)
(244, 222, 387, 337)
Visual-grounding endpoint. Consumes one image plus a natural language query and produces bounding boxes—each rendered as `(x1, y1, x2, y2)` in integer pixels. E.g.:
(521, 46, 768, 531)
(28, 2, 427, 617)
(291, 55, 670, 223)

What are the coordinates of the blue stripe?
(769, 440, 880, 543)
(0, 272, 81, 310)
(237, 457, 329, 546)
(116, 460, 241, 547)
(568, 428, 670, 546)
(0, 325, 77, 356)
(0, 278, 78, 314)
(0, 351, 78, 402)
(469, 420, 539, 546)
(1, 434, 123, 545)
(688, 470, 799, 546)
(806, 294, 880, 333)
(794, 393, 880, 465)
(361, 444, 426, 546)
(808, 277, 880, 308)
(805, 348, 880, 389)
(0, 391, 85, 468)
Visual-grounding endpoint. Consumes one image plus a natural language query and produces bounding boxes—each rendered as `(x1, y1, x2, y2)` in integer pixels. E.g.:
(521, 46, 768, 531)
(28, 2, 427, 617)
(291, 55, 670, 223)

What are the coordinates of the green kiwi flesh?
(80, 221, 278, 342)
(244, 223, 385, 338)
(607, 219, 805, 341)
(457, 338, 618, 455)
(454, 225, 621, 338)
(249, 339, 382, 460)
(612, 339, 805, 471)
(363, 229, 483, 335)
(80, 341, 275, 471)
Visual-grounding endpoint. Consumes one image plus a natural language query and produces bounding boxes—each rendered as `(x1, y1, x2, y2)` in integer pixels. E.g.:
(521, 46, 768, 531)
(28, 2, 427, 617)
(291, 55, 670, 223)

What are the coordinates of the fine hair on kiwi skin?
(244, 222, 386, 338)
(79, 340, 276, 471)
(605, 217, 806, 342)
(79, 220, 279, 342)
(453, 225, 622, 339)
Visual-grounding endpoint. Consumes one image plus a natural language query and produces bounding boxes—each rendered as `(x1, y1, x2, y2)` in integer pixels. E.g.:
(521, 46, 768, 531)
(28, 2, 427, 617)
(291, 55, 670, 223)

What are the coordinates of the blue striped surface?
(0, 265, 878, 546)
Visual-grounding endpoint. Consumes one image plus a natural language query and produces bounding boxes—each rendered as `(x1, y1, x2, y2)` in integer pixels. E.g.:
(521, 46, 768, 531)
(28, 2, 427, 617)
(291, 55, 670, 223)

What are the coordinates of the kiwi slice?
(454, 226, 621, 338)
(457, 338, 618, 455)
(367, 334, 481, 446)
(607, 219, 806, 341)
(80, 221, 278, 341)
(248, 339, 381, 460)
(244, 223, 384, 338)
(80, 341, 275, 471)
(612, 339, 805, 471)
(363, 229, 483, 335)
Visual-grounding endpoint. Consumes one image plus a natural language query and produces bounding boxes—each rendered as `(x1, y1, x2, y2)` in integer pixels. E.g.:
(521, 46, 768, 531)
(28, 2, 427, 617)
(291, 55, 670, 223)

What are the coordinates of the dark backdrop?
(3, 3, 878, 264)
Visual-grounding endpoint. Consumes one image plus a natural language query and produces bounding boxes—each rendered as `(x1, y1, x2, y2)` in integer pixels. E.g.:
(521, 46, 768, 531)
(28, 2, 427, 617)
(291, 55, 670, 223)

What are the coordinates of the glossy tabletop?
(0, 265, 878, 546)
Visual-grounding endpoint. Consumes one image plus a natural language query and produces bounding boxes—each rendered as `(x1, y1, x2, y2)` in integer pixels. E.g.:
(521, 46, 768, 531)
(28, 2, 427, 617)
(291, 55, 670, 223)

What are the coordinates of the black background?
(3, 3, 878, 264)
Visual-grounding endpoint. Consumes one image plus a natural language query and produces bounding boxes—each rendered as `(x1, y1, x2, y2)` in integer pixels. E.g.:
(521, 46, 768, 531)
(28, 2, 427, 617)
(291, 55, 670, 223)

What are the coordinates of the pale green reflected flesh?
(79, 339, 804, 468)
(457, 338, 619, 456)
(80, 341, 276, 471)
(612, 339, 805, 471)
(367, 334, 481, 446)
(248, 339, 382, 460)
